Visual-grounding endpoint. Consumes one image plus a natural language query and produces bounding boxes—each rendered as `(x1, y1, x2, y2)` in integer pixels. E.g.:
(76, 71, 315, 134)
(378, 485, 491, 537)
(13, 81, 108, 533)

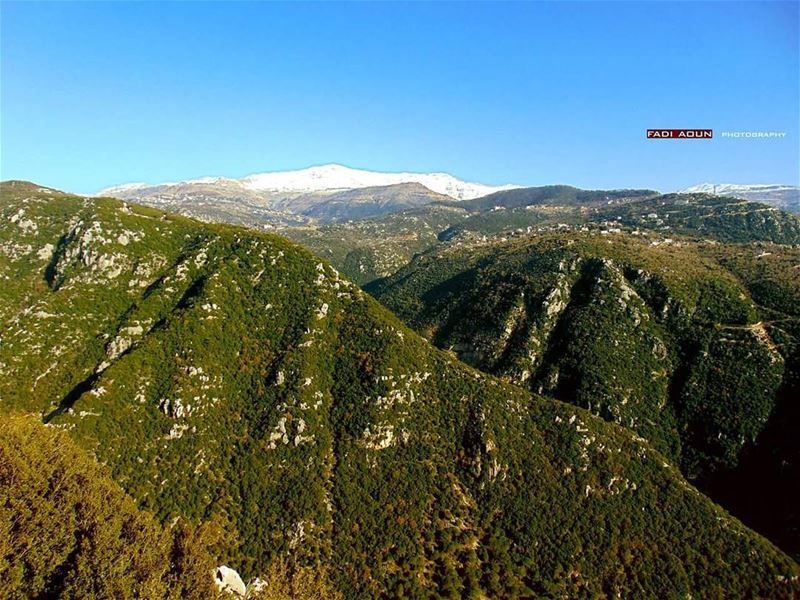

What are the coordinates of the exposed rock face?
(368, 231, 800, 558)
(2, 184, 798, 597)
(214, 565, 247, 597)
(248, 578, 268, 595)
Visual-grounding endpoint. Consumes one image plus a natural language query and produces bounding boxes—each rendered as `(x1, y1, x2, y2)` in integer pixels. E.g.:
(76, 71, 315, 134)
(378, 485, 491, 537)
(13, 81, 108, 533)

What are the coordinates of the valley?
(2, 180, 799, 597)
(4, 2, 797, 596)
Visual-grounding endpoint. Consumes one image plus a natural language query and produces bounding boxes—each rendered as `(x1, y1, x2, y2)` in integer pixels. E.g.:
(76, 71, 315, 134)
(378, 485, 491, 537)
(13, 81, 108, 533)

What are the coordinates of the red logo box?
(647, 129, 713, 139)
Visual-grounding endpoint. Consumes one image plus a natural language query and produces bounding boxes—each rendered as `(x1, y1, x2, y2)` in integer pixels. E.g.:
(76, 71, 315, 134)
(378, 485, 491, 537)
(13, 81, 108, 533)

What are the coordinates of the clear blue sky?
(2, 1, 798, 193)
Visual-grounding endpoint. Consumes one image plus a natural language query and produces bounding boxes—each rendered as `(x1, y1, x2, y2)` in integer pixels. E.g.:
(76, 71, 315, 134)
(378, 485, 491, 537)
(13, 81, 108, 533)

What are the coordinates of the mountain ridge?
(94, 165, 521, 225)
(2, 181, 798, 598)
(98, 164, 522, 201)
(680, 183, 800, 214)
(285, 188, 800, 285)
(366, 228, 800, 558)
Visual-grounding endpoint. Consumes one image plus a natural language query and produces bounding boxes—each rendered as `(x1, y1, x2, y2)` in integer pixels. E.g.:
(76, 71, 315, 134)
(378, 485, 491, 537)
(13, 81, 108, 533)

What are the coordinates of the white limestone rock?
(213, 565, 246, 597)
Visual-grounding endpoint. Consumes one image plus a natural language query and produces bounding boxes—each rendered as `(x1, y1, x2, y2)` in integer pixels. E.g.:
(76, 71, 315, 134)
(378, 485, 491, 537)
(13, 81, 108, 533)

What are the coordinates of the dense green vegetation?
(284, 204, 470, 284)
(602, 193, 800, 244)
(696, 244, 800, 560)
(0, 413, 341, 599)
(1, 181, 798, 597)
(368, 230, 800, 559)
(282, 188, 800, 285)
(0, 413, 222, 599)
(461, 185, 657, 211)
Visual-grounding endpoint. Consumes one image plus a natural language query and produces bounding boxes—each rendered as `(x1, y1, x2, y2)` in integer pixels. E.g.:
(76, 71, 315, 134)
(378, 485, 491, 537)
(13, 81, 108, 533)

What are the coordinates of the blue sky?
(1, 1, 798, 193)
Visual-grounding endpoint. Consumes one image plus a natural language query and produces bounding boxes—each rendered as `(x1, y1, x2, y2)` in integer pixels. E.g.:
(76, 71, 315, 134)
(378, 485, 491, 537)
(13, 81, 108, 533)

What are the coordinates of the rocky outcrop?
(214, 565, 247, 597)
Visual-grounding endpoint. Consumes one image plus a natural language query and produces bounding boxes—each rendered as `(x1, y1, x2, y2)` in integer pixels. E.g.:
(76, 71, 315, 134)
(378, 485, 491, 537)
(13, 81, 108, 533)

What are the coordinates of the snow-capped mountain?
(96, 164, 522, 226)
(680, 183, 796, 195)
(237, 164, 520, 200)
(98, 181, 172, 196)
(679, 183, 799, 214)
(99, 164, 519, 201)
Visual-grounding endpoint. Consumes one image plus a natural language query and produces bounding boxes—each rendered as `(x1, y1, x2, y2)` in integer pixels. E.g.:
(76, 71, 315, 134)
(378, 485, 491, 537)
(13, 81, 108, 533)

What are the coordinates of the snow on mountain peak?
(238, 164, 520, 200)
(97, 164, 521, 201)
(680, 183, 796, 194)
(678, 183, 800, 214)
(97, 181, 173, 196)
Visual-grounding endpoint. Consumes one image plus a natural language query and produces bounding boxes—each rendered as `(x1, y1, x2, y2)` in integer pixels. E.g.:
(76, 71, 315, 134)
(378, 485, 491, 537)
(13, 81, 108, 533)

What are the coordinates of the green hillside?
(0, 413, 221, 599)
(283, 203, 470, 284)
(600, 193, 800, 244)
(367, 230, 800, 558)
(0, 413, 339, 599)
(1, 181, 798, 598)
(461, 185, 657, 211)
(282, 190, 800, 286)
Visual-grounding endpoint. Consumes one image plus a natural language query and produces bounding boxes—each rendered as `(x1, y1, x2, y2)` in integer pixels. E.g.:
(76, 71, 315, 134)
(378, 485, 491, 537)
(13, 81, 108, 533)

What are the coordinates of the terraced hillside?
(1, 181, 798, 598)
(368, 231, 800, 558)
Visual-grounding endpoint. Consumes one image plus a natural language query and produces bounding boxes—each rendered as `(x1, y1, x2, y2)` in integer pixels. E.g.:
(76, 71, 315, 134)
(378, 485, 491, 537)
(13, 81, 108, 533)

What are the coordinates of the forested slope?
(1, 181, 797, 598)
(368, 231, 800, 558)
